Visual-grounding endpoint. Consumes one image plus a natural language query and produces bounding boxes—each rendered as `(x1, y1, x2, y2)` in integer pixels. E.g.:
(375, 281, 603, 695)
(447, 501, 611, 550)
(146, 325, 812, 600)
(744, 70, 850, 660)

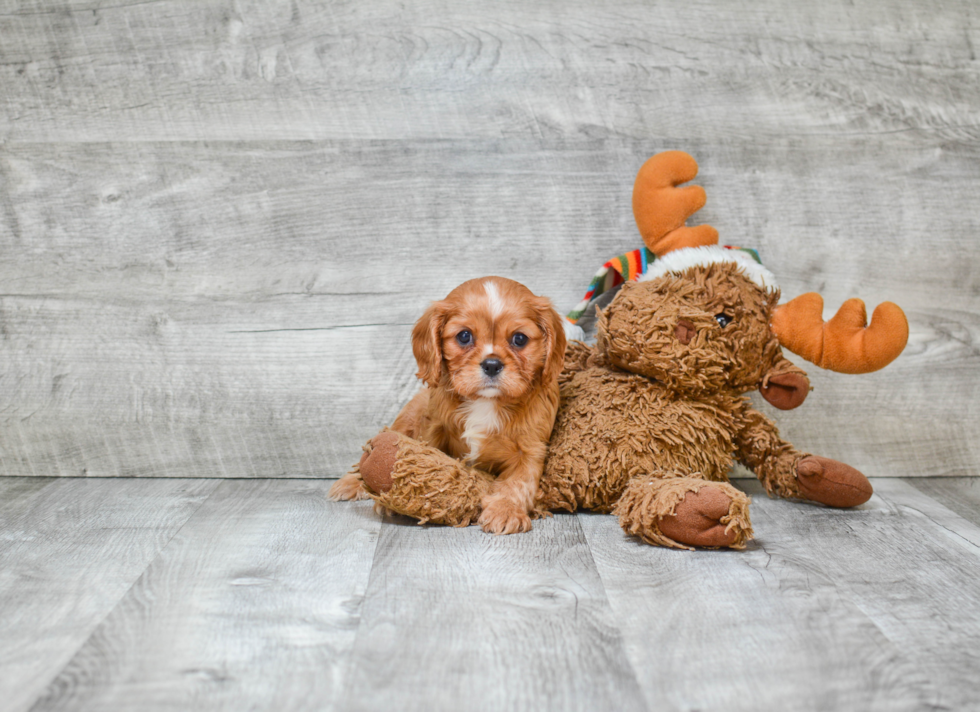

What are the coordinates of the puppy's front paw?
(328, 472, 372, 501)
(479, 499, 533, 535)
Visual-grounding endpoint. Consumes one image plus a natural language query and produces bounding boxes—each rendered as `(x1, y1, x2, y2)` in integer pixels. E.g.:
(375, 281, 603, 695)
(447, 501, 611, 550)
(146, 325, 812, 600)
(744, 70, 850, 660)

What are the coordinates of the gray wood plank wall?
(1, 0, 977, 478)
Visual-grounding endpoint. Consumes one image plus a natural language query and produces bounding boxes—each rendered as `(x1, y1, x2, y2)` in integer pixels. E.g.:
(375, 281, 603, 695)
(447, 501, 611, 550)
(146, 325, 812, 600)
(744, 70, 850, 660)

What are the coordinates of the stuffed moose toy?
(336, 151, 909, 549)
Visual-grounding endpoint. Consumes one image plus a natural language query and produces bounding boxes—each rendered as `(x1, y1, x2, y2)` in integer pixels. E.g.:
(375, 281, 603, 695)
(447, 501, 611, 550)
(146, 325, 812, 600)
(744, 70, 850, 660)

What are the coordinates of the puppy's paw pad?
(479, 501, 533, 535)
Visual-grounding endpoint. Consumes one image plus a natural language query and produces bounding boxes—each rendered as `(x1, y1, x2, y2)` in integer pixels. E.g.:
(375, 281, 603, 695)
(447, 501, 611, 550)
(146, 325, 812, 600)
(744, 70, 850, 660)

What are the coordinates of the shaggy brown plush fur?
(354, 430, 493, 527)
(537, 263, 820, 548)
(347, 260, 873, 550)
(338, 151, 895, 549)
(615, 476, 753, 549)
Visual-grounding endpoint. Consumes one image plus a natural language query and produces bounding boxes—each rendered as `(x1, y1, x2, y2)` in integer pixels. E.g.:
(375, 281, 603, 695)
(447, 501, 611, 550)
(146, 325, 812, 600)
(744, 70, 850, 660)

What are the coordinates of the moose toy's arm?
(733, 404, 805, 500)
(734, 403, 873, 508)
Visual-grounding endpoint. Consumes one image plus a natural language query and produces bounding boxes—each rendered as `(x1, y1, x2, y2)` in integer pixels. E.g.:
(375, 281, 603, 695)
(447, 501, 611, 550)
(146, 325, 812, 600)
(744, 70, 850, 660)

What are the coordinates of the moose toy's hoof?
(359, 431, 400, 494)
(658, 486, 742, 548)
(796, 456, 873, 508)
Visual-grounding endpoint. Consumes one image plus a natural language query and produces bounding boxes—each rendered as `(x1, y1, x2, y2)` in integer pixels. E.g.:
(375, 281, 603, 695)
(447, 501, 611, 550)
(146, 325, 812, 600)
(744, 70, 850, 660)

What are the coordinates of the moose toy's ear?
(759, 361, 810, 410)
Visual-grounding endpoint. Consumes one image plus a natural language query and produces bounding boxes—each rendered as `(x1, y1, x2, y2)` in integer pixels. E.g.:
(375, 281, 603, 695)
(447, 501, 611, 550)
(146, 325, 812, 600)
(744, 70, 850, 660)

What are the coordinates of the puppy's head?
(412, 277, 566, 400)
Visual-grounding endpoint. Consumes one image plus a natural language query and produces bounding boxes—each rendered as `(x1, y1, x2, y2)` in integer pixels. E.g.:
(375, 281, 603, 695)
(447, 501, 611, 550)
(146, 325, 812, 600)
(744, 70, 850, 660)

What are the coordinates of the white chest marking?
(458, 397, 504, 462)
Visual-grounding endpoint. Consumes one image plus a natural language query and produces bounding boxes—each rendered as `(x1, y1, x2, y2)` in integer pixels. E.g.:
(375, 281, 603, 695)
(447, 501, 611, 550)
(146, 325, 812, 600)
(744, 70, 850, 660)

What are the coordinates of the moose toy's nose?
(481, 358, 504, 377)
(675, 319, 697, 345)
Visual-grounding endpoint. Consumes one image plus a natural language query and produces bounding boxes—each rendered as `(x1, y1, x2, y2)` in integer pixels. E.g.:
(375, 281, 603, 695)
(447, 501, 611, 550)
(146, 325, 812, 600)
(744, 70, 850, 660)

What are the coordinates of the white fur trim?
(638, 245, 778, 291)
(563, 320, 586, 342)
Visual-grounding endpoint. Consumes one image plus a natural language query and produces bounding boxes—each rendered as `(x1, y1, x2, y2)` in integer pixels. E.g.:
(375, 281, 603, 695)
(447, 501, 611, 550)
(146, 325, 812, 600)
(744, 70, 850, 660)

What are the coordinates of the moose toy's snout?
(675, 319, 696, 345)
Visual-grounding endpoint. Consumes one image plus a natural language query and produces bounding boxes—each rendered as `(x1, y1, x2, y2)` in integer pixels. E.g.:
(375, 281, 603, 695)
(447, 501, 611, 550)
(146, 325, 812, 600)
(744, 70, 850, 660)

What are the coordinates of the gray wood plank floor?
(1, 0, 978, 479)
(2, 476, 979, 712)
(0, 477, 220, 712)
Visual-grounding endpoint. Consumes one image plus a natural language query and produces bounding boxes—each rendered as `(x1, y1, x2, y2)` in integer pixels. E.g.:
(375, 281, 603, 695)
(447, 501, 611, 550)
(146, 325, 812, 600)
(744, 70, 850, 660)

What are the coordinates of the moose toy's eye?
(456, 330, 473, 346)
(714, 314, 732, 328)
(511, 332, 528, 348)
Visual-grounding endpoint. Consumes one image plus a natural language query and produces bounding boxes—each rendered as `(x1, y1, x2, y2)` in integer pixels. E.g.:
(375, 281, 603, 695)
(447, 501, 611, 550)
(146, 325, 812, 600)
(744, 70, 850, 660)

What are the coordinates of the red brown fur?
(331, 276, 566, 534)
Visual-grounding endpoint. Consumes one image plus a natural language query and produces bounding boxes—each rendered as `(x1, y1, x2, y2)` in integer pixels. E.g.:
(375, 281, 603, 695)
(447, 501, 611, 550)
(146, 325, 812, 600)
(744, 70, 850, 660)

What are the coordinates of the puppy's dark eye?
(456, 330, 473, 346)
(511, 332, 528, 348)
(714, 314, 732, 328)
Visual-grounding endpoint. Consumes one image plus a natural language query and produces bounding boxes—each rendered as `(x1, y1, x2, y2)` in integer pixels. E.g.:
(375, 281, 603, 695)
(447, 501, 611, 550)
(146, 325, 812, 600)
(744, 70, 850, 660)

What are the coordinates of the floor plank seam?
(898, 506, 980, 555)
(21, 479, 224, 712)
(730, 493, 952, 710)
(874, 481, 980, 557)
(334, 506, 387, 711)
(575, 513, 654, 712)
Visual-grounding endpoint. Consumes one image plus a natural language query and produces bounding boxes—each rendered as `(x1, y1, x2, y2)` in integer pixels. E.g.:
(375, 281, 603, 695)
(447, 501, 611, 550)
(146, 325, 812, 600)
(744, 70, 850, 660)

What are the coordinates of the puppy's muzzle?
(481, 358, 504, 377)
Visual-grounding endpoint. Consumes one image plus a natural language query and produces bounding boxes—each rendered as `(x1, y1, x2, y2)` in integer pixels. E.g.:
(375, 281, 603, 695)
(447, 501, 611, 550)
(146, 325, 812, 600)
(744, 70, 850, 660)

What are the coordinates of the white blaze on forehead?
(458, 397, 506, 462)
(484, 280, 506, 319)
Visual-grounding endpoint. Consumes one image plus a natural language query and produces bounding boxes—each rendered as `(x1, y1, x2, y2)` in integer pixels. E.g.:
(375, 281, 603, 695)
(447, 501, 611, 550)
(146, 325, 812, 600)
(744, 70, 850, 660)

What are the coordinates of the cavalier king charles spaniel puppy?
(331, 276, 566, 535)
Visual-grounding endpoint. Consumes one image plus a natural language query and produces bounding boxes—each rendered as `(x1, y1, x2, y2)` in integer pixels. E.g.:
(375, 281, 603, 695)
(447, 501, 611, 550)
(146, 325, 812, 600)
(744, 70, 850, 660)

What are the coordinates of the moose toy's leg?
(328, 431, 405, 502)
(613, 474, 753, 550)
(330, 388, 432, 504)
(354, 431, 494, 527)
(736, 408, 872, 507)
(795, 456, 873, 508)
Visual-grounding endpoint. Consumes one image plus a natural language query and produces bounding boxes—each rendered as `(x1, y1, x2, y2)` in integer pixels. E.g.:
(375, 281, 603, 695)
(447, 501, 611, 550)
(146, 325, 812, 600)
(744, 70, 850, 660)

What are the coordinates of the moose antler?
(771, 293, 909, 374)
(633, 151, 719, 257)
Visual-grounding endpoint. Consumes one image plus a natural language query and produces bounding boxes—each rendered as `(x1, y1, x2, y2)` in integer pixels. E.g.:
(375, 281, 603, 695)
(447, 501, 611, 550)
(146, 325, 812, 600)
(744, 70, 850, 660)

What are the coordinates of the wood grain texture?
(1, 138, 977, 477)
(28, 480, 381, 712)
(1, 0, 978, 143)
(0, 0, 977, 478)
(870, 477, 980, 553)
(579, 504, 935, 712)
(905, 476, 980, 529)
(0, 477, 218, 712)
(3, 477, 980, 710)
(2, 139, 979, 311)
(744, 478, 980, 711)
(340, 512, 647, 712)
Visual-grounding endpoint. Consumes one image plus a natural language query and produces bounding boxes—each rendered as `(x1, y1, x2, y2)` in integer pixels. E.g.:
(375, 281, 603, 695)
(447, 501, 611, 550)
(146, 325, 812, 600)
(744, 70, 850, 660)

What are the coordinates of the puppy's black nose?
(481, 358, 503, 377)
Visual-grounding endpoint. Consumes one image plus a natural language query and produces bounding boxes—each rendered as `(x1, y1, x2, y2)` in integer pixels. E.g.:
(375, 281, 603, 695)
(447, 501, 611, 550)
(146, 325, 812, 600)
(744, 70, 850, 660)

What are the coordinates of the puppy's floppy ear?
(412, 300, 450, 388)
(534, 297, 567, 385)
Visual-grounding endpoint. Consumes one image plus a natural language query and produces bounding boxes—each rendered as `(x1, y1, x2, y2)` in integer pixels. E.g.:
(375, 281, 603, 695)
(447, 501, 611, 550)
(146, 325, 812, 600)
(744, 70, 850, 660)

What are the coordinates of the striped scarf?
(566, 246, 762, 325)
